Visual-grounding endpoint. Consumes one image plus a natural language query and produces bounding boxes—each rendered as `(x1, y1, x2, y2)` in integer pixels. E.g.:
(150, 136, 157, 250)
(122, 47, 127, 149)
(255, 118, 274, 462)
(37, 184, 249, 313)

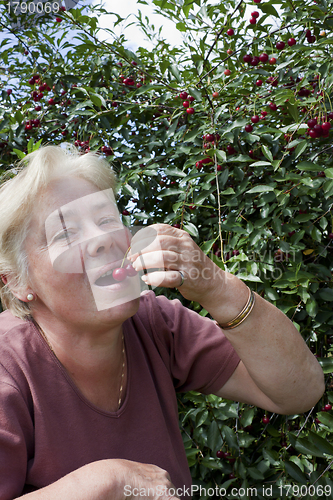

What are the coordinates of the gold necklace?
(32, 319, 126, 410)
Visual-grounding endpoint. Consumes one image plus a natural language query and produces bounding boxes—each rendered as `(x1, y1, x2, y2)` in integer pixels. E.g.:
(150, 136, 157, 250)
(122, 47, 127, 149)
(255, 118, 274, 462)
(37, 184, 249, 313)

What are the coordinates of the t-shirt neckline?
(32, 320, 131, 418)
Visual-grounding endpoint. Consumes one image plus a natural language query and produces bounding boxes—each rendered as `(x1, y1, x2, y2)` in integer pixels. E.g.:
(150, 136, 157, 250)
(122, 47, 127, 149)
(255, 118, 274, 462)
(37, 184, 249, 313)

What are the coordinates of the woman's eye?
(54, 230, 74, 242)
(99, 218, 120, 227)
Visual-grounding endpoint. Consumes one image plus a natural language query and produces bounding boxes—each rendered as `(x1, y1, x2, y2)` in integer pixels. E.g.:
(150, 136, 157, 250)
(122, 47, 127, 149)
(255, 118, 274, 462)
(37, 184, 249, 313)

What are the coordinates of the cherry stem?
(121, 247, 131, 268)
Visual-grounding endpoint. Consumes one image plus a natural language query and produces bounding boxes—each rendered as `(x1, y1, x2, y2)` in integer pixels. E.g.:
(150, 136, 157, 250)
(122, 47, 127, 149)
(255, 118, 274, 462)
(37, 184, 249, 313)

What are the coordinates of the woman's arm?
(200, 271, 325, 414)
(129, 224, 325, 415)
(20, 459, 178, 500)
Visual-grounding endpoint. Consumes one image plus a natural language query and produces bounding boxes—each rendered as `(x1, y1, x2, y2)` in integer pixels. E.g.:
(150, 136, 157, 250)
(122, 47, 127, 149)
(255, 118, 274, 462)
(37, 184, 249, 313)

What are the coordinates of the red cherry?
(205, 133, 215, 142)
(35, 105, 42, 111)
(112, 268, 128, 282)
(227, 49, 233, 55)
(216, 450, 225, 459)
(24, 50, 29, 55)
(324, 404, 332, 411)
(188, 96, 195, 102)
(328, 233, 333, 239)
(217, 164, 222, 171)
(122, 209, 130, 216)
(254, 0, 261, 3)
(309, 129, 318, 138)
(322, 122, 331, 133)
(307, 118, 317, 128)
(251, 10, 259, 17)
(124, 264, 138, 277)
(249, 17, 257, 25)
(48, 98, 55, 105)
(250, 56, 260, 66)
(6, 89, 12, 96)
(182, 101, 190, 108)
(262, 416, 270, 424)
(227, 28, 234, 36)
(212, 91, 219, 98)
(224, 69, 231, 76)
(251, 115, 259, 123)
(173, 223, 181, 229)
(261, 110, 268, 116)
(179, 91, 188, 99)
(269, 102, 277, 111)
(269, 57, 277, 65)
(276, 41, 285, 50)
(202, 157, 213, 164)
(243, 54, 252, 63)
(313, 124, 323, 136)
(60, 5, 66, 10)
(226, 145, 236, 154)
(259, 53, 268, 63)
(55, 17, 62, 22)
(256, 79, 263, 86)
(186, 107, 195, 114)
(245, 124, 253, 132)
(288, 38, 296, 46)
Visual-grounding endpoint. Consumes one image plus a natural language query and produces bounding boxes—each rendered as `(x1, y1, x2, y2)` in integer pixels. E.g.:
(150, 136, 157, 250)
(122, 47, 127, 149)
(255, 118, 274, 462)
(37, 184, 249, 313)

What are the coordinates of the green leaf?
(318, 357, 333, 374)
(308, 430, 333, 456)
(183, 222, 199, 238)
(261, 145, 273, 162)
(325, 168, 333, 178)
(284, 461, 307, 484)
(246, 185, 275, 193)
(12, 148, 26, 159)
(250, 161, 272, 167)
(294, 140, 308, 159)
(240, 407, 255, 427)
(316, 412, 333, 429)
(318, 288, 333, 301)
(169, 64, 182, 83)
(296, 161, 323, 172)
(207, 420, 220, 450)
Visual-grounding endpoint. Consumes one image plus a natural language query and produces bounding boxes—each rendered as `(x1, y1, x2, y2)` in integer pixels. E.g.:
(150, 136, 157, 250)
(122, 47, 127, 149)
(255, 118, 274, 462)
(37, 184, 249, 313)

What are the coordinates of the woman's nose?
(85, 228, 115, 257)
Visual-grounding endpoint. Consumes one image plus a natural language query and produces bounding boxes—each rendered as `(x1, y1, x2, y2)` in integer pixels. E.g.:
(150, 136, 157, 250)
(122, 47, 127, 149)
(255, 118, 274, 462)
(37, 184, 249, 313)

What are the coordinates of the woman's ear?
(0, 274, 7, 285)
(0, 273, 33, 303)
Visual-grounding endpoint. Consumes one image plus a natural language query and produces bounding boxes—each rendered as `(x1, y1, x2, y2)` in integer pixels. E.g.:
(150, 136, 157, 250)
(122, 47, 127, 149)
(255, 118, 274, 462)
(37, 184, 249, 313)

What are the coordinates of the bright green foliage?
(1, 0, 333, 496)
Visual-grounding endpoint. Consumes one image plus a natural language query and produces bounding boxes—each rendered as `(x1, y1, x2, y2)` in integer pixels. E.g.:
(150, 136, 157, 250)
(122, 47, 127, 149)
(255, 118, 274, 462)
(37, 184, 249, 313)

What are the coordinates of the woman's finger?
(131, 250, 180, 272)
(141, 270, 184, 288)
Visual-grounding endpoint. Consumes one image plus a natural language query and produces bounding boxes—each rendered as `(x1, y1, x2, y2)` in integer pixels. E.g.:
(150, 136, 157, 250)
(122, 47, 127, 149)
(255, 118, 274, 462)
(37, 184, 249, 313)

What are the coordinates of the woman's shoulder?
(0, 309, 30, 333)
(0, 310, 38, 376)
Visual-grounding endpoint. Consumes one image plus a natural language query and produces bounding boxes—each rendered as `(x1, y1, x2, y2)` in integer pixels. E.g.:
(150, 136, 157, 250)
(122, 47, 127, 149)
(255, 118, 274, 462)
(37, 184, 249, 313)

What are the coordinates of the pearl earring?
(27, 293, 34, 301)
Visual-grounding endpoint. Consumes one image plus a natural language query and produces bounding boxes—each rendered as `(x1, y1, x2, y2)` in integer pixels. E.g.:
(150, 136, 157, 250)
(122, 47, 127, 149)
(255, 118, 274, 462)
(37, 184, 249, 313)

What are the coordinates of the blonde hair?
(0, 144, 117, 319)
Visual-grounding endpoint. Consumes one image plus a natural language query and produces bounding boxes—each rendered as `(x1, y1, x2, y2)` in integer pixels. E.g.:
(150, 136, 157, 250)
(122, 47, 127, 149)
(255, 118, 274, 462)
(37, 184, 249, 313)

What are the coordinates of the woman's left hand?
(128, 223, 223, 304)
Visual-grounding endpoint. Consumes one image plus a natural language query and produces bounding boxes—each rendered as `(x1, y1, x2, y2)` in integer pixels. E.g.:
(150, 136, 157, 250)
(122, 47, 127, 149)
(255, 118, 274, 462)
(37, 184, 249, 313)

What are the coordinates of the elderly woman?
(0, 145, 324, 500)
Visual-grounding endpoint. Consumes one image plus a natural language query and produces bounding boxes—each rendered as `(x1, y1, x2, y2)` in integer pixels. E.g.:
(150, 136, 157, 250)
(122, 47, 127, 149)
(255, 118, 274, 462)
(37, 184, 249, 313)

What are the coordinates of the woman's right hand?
(21, 458, 180, 500)
(114, 459, 180, 500)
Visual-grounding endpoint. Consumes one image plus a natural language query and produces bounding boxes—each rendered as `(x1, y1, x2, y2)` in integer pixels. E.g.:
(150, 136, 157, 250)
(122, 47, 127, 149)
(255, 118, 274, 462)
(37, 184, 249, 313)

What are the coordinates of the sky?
(92, 0, 187, 50)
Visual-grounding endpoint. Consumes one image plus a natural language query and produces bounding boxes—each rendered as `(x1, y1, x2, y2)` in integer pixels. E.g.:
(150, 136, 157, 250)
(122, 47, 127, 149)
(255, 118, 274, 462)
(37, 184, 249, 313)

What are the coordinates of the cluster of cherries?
(249, 10, 260, 25)
(243, 52, 276, 66)
(179, 91, 195, 115)
(307, 117, 332, 139)
(101, 145, 113, 156)
(112, 263, 138, 282)
(24, 119, 41, 131)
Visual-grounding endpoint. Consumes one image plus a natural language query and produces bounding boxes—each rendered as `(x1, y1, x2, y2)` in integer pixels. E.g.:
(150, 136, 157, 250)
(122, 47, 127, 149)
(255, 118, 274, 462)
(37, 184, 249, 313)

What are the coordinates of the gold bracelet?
(219, 287, 255, 330)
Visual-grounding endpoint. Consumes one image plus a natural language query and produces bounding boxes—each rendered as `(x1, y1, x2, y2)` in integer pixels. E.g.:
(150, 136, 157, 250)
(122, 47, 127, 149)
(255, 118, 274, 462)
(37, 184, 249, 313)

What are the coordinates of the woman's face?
(25, 176, 141, 329)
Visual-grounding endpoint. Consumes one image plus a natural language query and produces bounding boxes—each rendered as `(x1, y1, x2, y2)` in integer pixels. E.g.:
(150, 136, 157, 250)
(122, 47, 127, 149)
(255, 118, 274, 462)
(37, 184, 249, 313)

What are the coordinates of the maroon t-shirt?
(0, 291, 240, 499)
